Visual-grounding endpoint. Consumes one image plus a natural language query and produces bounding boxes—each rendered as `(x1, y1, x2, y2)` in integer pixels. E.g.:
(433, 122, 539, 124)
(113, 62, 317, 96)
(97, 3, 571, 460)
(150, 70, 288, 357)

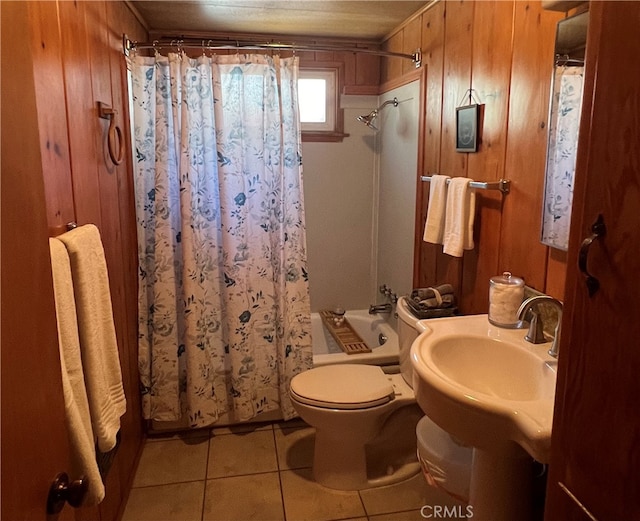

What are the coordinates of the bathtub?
(312, 309, 399, 367)
(149, 309, 399, 433)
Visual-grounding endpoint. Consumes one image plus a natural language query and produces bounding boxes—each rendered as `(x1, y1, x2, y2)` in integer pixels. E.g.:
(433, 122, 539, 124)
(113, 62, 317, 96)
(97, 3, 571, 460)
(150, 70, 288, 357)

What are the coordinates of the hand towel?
(418, 294, 456, 309)
(443, 177, 476, 257)
(50, 238, 105, 505)
(57, 224, 126, 453)
(411, 284, 454, 301)
(423, 175, 450, 244)
(411, 285, 455, 309)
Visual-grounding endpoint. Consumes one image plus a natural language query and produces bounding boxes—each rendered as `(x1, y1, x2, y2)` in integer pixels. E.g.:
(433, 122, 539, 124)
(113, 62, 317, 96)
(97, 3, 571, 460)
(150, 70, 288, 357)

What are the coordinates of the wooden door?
(545, 1, 640, 519)
(1, 3, 75, 520)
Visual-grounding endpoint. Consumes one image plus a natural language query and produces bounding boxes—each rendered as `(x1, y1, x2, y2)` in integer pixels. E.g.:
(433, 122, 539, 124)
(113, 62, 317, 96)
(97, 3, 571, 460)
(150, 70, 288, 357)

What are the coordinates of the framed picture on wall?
(455, 104, 479, 153)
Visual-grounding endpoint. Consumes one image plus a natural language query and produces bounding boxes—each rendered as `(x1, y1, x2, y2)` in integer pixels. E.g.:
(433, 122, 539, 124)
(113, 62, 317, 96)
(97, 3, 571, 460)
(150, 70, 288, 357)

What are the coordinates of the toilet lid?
(290, 364, 394, 410)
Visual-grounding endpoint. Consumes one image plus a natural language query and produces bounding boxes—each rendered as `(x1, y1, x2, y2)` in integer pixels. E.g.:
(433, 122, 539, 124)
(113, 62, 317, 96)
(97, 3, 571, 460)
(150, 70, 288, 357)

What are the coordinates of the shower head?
(357, 110, 380, 130)
(356, 97, 399, 131)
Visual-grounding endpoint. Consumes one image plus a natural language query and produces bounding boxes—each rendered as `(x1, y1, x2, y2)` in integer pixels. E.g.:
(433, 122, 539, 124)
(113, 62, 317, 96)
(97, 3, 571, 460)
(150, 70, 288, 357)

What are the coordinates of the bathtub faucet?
(369, 303, 392, 314)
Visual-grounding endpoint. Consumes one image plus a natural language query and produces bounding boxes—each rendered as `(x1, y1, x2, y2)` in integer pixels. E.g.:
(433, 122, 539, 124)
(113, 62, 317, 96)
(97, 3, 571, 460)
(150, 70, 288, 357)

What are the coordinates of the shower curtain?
(541, 66, 584, 250)
(130, 52, 312, 427)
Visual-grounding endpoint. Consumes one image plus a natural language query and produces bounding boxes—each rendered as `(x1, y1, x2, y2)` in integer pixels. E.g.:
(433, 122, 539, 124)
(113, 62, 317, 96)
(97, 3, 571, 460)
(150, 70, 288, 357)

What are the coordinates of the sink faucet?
(516, 295, 563, 358)
(369, 303, 392, 314)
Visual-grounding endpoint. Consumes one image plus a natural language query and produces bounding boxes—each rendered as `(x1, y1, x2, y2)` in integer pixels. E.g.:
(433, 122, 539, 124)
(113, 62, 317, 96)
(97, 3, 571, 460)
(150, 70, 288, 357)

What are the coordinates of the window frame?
(298, 62, 348, 142)
(299, 69, 336, 132)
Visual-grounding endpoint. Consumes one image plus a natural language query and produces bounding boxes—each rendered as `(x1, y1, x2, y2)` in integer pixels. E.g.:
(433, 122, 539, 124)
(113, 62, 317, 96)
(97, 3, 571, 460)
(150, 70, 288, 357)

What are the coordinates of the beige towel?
(423, 175, 450, 244)
(57, 224, 126, 452)
(443, 177, 476, 257)
(50, 238, 105, 505)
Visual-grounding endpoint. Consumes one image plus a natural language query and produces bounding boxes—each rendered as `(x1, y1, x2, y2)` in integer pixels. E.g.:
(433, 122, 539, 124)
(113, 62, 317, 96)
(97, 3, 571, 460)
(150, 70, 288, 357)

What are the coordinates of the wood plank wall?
(25, 2, 147, 519)
(384, 0, 567, 314)
(298, 51, 380, 95)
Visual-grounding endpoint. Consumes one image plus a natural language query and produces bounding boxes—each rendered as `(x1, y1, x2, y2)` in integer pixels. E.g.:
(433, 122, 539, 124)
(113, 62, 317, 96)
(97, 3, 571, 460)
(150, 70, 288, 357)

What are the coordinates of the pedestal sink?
(410, 315, 557, 521)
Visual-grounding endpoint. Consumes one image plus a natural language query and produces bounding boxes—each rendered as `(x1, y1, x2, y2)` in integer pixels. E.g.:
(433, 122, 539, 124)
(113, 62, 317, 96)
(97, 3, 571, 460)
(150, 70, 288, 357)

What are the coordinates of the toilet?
(289, 296, 423, 490)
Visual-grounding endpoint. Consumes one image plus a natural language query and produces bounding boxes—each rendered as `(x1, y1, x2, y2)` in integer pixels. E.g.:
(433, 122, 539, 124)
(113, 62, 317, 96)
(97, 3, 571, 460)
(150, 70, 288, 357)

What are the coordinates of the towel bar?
(420, 175, 511, 194)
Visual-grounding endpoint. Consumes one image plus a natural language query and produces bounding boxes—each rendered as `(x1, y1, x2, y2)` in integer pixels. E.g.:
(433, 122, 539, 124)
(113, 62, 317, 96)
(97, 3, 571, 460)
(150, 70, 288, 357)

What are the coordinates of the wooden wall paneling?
(498, 2, 562, 292)
(420, 4, 445, 176)
(352, 53, 380, 95)
(545, 248, 567, 300)
(58, 0, 103, 232)
(414, 3, 446, 288)
(343, 52, 356, 90)
(27, 1, 76, 235)
(439, 0, 473, 179)
(84, 1, 128, 516)
(296, 50, 316, 62)
(461, 1, 515, 314)
(85, 2, 114, 159)
(436, 0, 474, 302)
(381, 32, 403, 85)
(401, 17, 422, 76)
(314, 51, 335, 62)
(105, 0, 146, 501)
(296, 50, 379, 95)
(466, 0, 514, 181)
(86, 0, 127, 382)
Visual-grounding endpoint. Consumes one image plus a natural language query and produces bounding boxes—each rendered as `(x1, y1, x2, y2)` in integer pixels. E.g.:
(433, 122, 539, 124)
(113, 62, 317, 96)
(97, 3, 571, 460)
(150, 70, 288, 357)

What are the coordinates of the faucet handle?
(524, 309, 547, 344)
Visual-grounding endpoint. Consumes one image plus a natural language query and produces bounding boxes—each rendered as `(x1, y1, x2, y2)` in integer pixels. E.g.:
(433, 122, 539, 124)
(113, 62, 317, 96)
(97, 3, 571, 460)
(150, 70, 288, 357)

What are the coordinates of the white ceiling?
(130, 1, 430, 41)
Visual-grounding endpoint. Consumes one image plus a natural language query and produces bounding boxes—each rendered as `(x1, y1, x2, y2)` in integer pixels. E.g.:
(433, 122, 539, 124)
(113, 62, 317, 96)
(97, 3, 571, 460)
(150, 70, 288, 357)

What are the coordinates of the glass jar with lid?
(488, 272, 525, 328)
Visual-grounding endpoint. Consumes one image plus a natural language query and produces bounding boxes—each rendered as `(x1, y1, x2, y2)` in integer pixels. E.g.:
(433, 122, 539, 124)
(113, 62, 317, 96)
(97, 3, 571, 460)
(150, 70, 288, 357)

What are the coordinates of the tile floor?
(122, 419, 464, 521)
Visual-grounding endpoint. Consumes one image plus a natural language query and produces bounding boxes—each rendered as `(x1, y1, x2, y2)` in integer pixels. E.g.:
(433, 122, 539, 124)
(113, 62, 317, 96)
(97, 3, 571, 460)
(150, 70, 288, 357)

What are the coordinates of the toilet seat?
(290, 364, 395, 410)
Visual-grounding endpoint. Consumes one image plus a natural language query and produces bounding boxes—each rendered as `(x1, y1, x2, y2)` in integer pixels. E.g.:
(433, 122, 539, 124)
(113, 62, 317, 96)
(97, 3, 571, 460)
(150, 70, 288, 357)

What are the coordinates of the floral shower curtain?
(541, 66, 584, 250)
(130, 52, 312, 427)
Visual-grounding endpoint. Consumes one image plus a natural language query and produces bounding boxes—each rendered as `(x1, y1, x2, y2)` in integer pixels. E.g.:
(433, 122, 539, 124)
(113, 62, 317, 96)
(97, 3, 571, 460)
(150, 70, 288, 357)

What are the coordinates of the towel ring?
(97, 102, 124, 166)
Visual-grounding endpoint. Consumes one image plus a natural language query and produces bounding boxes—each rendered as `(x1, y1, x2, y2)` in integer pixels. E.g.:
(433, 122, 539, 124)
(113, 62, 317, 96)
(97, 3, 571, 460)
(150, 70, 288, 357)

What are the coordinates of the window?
(299, 69, 336, 132)
(298, 64, 347, 142)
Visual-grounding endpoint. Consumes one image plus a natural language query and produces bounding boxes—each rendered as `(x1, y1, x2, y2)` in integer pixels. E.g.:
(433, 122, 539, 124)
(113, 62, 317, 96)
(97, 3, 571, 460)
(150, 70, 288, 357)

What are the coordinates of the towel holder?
(421, 175, 511, 194)
(98, 102, 124, 166)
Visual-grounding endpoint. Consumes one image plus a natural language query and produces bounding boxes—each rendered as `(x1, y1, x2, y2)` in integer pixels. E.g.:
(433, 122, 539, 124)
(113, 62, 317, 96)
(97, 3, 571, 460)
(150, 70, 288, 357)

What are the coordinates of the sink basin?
(411, 314, 557, 463)
(430, 336, 555, 401)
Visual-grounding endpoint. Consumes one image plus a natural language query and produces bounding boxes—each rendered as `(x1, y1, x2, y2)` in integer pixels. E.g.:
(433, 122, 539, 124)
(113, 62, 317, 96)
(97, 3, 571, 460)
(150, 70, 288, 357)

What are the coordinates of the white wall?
(375, 81, 420, 300)
(302, 85, 419, 313)
(302, 96, 377, 312)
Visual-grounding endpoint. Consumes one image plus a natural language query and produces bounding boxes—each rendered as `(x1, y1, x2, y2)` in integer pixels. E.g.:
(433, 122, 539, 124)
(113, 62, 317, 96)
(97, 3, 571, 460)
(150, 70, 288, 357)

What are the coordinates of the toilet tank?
(396, 296, 419, 388)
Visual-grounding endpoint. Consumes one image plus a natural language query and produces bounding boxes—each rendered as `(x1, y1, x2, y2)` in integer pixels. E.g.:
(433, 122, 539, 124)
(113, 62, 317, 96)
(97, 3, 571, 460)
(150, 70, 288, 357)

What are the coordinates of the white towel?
(423, 174, 450, 244)
(57, 224, 126, 453)
(443, 177, 476, 257)
(50, 238, 105, 505)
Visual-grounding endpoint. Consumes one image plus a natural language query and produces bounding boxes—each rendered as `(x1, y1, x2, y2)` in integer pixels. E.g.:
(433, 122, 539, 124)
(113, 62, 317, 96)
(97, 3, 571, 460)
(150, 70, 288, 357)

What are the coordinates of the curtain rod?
(123, 36, 422, 68)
